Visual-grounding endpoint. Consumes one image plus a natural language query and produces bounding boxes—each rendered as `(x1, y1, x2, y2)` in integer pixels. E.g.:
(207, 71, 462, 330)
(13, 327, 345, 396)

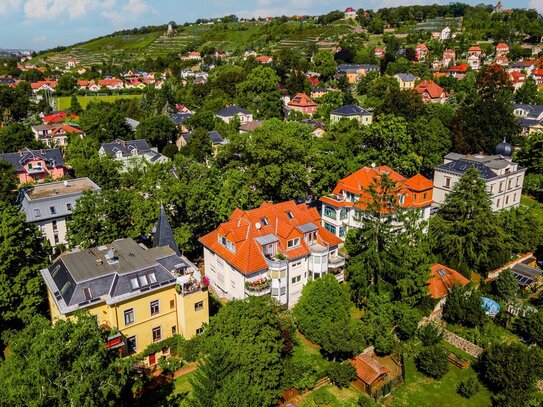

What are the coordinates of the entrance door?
(149, 352, 156, 365)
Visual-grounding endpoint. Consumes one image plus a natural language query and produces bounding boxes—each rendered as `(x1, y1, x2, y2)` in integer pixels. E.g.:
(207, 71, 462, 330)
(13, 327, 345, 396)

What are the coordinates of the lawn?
(55, 94, 141, 111)
(293, 331, 330, 374)
(384, 349, 492, 407)
(521, 195, 543, 223)
(173, 371, 195, 401)
(300, 385, 363, 407)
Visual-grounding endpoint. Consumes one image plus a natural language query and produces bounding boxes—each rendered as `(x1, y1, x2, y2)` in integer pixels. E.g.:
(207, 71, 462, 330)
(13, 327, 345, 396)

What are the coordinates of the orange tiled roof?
(256, 55, 272, 63)
(496, 43, 509, 50)
(427, 263, 470, 299)
(324, 166, 433, 211)
(468, 46, 482, 51)
(288, 92, 317, 107)
(510, 71, 526, 82)
(415, 80, 446, 99)
(449, 63, 469, 73)
(199, 201, 343, 275)
(351, 354, 389, 385)
(30, 80, 58, 90)
(50, 124, 83, 135)
(433, 72, 448, 78)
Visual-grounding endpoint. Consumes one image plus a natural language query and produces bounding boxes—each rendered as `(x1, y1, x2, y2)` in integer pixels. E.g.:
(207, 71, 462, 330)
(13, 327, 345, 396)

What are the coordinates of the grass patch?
(173, 371, 195, 399)
(300, 385, 362, 407)
(521, 195, 543, 223)
(446, 322, 518, 348)
(384, 355, 491, 407)
(55, 94, 141, 110)
(293, 332, 330, 374)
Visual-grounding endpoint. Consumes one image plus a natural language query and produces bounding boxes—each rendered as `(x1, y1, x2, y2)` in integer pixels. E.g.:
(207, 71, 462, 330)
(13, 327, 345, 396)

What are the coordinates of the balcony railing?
(265, 255, 288, 269)
(328, 255, 346, 268)
(245, 278, 271, 296)
(176, 276, 202, 296)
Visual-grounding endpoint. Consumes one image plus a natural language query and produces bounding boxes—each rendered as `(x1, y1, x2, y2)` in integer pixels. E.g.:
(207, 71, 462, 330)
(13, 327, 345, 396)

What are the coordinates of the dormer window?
(286, 211, 294, 219)
(287, 238, 300, 249)
(130, 278, 139, 290)
(261, 217, 269, 226)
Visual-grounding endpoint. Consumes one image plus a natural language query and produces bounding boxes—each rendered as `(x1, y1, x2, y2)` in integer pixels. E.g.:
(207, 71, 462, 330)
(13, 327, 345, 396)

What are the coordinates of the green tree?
(515, 132, 543, 200)
(514, 76, 539, 104)
(409, 116, 452, 174)
(184, 109, 215, 131)
(326, 362, 357, 388)
(293, 274, 365, 359)
(478, 343, 543, 407)
(394, 304, 421, 340)
(80, 101, 131, 142)
(456, 377, 480, 399)
(442, 285, 486, 327)
(493, 268, 518, 300)
(0, 122, 43, 151)
(417, 322, 442, 346)
(182, 127, 212, 163)
(0, 203, 49, 345)
(312, 50, 337, 81)
(57, 73, 77, 92)
(430, 167, 509, 276)
(69, 94, 83, 115)
(515, 310, 543, 347)
(415, 345, 449, 379)
(135, 114, 178, 152)
(285, 70, 311, 96)
(236, 66, 282, 119)
(0, 313, 129, 406)
(189, 296, 290, 407)
(0, 160, 17, 203)
(375, 89, 427, 121)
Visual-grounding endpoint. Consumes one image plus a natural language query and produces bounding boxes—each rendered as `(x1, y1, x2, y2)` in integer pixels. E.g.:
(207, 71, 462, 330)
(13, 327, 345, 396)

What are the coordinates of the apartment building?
(199, 201, 344, 308)
(433, 141, 525, 211)
(18, 178, 101, 248)
(41, 208, 208, 365)
(320, 166, 433, 239)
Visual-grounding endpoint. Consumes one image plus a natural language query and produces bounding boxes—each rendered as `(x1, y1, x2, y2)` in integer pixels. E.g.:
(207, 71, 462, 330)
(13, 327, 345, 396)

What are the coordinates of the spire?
(154, 205, 180, 255)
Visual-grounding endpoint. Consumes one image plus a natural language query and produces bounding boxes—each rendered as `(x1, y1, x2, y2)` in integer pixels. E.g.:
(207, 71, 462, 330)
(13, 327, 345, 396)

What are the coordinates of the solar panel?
(437, 269, 446, 276)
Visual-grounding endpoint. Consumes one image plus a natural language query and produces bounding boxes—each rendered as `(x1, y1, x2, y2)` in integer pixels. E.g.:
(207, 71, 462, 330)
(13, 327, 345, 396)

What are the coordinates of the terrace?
(244, 278, 271, 296)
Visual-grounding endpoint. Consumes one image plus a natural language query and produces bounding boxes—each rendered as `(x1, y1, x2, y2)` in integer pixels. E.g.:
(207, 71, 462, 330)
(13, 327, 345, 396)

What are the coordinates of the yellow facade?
(47, 285, 209, 358)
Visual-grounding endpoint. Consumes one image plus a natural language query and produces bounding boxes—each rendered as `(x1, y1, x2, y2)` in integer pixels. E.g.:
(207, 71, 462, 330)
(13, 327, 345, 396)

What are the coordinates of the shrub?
(417, 323, 442, 346)
(178, 334, 204, 362)
(415, 345, 449, 379)
(456, 377, 480, 399)
(395, 306, 421, 340)
(358, 394, 375, 406)
(312, 388, 333, 405)
(326, 362, 357, 388)
(374, 331, 396, 356)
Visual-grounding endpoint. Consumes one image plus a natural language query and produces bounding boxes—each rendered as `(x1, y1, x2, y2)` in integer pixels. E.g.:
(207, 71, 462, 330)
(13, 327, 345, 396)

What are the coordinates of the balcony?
(265, 255, 288, 270)
(328, 254, 346, 269)
(245, 278, 271, 296)
(176, 275, 202, 296)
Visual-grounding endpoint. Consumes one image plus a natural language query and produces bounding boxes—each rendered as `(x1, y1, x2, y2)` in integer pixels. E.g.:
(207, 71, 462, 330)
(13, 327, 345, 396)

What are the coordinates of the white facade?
(433, 154, 526, 212)
(202, 245, 344, 308)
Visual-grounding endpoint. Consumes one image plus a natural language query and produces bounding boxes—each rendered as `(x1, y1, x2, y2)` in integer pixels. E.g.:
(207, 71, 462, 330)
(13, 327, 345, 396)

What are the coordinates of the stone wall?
(442, 329, 484, 358)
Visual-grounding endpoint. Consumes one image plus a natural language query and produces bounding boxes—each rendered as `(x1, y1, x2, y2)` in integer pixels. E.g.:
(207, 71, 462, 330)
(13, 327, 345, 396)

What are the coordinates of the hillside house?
(344, 7, 357, 19)
(415, 80, 448, 103)
(99, 139, 169, 170)
(31, 124, 84, 148)
(177, 130, 227, 155)
(428, 264, 470, 299)
(394, 73, 418, 89)
(496, 42, 510, 56)
(288, 93, 318, 116)
(415, 43, 429, 61)
(330, 104, 373, 125)
(215, 105, 253, 124)
(199, 201, 344, 308)
(443, 49, 456, 67)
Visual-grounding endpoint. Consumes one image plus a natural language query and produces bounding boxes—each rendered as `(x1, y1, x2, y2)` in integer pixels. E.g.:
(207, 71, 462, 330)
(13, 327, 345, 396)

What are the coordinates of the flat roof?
(24, 178, 100, 200)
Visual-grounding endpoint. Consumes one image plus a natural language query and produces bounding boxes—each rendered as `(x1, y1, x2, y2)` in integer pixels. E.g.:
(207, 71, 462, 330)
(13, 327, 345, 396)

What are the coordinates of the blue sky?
(0, 0, 538, 50)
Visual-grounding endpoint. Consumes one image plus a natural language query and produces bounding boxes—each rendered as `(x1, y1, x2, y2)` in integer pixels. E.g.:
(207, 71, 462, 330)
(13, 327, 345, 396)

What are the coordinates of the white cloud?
(103, 0, 155, 25)
(529, 0, 542, 13)
(0, 0, 21, 16)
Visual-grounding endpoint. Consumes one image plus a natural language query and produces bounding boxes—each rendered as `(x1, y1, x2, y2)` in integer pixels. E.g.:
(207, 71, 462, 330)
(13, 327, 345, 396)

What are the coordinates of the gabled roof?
(288, 93, 317, 107)
(199, 201, 342, 275)
(415, 80, 446, 99)
(436, 158, 498, 180)
(395, 73, 418, 82)
(182, 130, 227, 146)
(351, 354, 389, 385)
(170, 112, 193, 125)
(331, 104, 370, 116)
(496, 42, 509, 50)
(403, 174, 433, 191)
(0, 147, 64, 172)
(428, 263, 470, 298)
(239, 120, 264, 132)
(216, 105, 251, 117)
(100, 139, 152, 156)
(449, 63, 469, 73)
(468, 46, 482, 51)
(154, 206, 180, 255)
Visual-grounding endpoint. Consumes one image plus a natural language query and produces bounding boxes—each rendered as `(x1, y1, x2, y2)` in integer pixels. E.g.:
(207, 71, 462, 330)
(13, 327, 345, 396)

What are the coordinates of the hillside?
(33, 19, 358, 67)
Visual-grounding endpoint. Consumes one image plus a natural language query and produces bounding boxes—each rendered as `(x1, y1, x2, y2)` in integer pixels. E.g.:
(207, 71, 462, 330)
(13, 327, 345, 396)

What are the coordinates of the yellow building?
(41, 208, 209, 366)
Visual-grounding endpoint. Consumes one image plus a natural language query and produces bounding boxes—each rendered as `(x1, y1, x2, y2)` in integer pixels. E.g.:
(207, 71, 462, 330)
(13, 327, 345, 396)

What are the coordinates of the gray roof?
(331, 104, 371, 116)
(337, 64, 379, 73)
(125, 117, 140, 132)
(171, 113, 193, 125)
(518, 117, 543, 127)
(443, 152, 519, 171)
(216, 105, 251, 117)
(19, 178, 101, 223)
(296, 222, 319, 233)
(512, 263, 542, 287)
(41, 237, 199, 315)
(0, 147, 64, 172)
(254, 234, 279, 245)
(396, 73, 418, 82)
(299, 119, 326, 129)
(183, 130, 227, 146)
(437, 158, 498, 180)
(100, 139, 152, 157)
(154, 206, 180, 255)
(512, 103, 543, 119)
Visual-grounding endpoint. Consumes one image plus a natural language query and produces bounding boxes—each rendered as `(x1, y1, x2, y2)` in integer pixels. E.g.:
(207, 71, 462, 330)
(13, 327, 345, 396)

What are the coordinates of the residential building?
(256, 55, 273, 64)
(337, 64, 379, 84)
(18, 178, 101, 248)
(288, 92, 318, 115)
(442, 48, 456, 67)
(320, 166, 433, 240)
(298, 119, 327, 137)
(66, 59, 80, 68)
(468, 46, 482, 58)
(125, 117, 140, 132)
(170, 112, 193, 133)
(350, 350, 402, 400)
(239, 120, 264, 133)
(0, 147, 66, 185)
(495, 55, 509, 66)
(439, 26, 451, 41)
(448, 63, 469, 78)
(311, 87, 330, 99)
(415, 43, 429, 61)
(374, 47, 385, 58)
(495, 42, 509, 56)
(344, 7, 357, 19)
(394, 73, 418, 89)
(40, 209, 209, 364)
(433, 142, 526, 211)
(414, 80, 448, 103)
(330, 104, 373, 125)
(30, 79, 58, 93)
(97, 78, 124, 90)
(427, 263, 470, 299)
(215, 105, 253, 124)
(487, 253, 542, 289)
(513, 103, 543, 133)
(532, 69, 543, 86)
(467, 54, 481, 71)
(509, 71, 526, 90)
(508, 60, 536, 76)
(199, 201, 344, 308)
(244, 50, 257, 59)
(42, 111, 78, 124)
(31, 124, 85, 148)
(99, 139, 169, 170)
(177, 130, 227, 155)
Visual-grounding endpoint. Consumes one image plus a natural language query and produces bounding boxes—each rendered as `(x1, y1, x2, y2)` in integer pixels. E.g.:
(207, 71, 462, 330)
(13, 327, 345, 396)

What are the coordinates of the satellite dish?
(371, 162, 376, 168)
(255, 222, 261, 230)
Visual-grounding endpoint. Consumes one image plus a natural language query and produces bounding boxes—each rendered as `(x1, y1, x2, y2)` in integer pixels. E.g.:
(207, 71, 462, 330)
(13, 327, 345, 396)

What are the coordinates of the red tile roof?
(496, 43, 509, 51)
(449, 63, 469, 73)
(415, 80, 447, 99)
(345, 7, 356, 12)
(256, 55, 272, 63)
(199, 201, 342, 275)
(468, 46, 482, 51)
(322, 166, 433, 211)
(30, 80, 58, 90)
(510, 71, 526, 82)
(427, 263, 470, 299)
(288, 92, 317, 107)
(351, 354, 389, 385)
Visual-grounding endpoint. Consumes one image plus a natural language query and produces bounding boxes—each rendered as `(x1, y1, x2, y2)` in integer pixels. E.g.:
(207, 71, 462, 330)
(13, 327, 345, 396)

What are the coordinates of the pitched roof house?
(30, 80, 58, 93)
(0, 147, 66, 185)
(330, 104, 373, 125)
(199, 201, 344, 307)
(344, 7, 357, 19)
(415, 43, 429, 61)
(394, 73, 418, 89)
(99, 139, 169, 170)
(495, 42, 509, 56)
(31, 124, 85, 148)
(256, 55, 273, 64)
(415, 80, 448, 103)
(288, 93, 318, 115)
(215, 105, 253, 124)
(428, 263, 470, 299)
(320, 166, 433, 239)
